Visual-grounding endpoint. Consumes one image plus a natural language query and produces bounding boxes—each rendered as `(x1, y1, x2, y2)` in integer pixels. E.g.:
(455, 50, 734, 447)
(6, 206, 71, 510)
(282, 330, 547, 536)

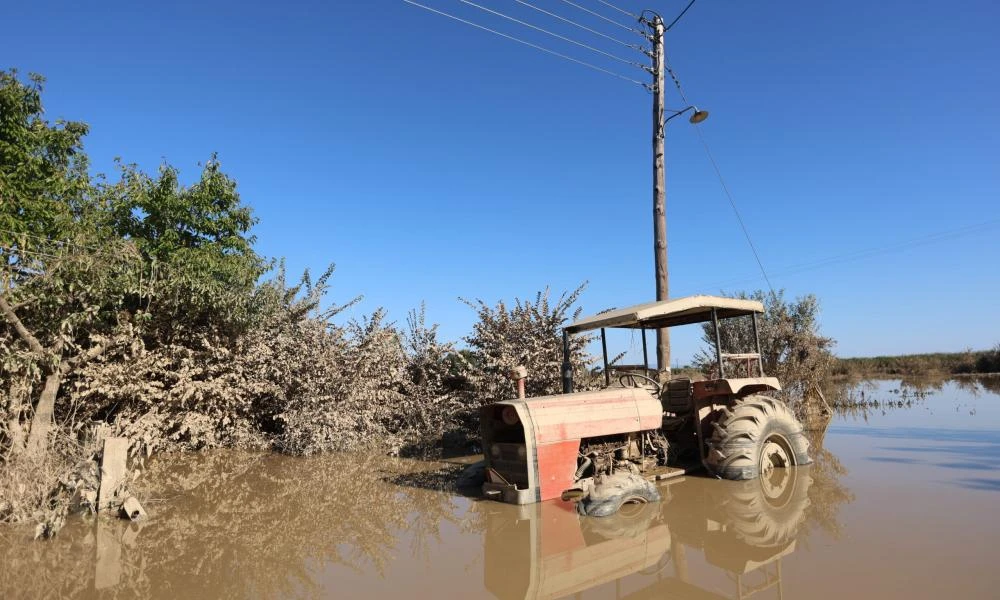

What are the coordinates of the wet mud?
(2, 378, 998, 599)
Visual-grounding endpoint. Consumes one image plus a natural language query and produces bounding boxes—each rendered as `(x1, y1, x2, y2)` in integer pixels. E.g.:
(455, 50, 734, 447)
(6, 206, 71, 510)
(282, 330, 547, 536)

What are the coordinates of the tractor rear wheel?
(706, 395, 811, 481)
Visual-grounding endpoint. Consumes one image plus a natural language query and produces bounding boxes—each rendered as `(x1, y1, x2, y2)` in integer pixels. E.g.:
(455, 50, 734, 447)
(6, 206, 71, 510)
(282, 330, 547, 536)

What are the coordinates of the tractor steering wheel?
(618, 373, 662, 395)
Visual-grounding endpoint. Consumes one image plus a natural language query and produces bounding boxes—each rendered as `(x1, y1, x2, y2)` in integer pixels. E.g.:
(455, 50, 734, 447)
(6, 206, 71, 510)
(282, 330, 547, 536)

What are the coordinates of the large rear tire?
(706, 395, 811, 481)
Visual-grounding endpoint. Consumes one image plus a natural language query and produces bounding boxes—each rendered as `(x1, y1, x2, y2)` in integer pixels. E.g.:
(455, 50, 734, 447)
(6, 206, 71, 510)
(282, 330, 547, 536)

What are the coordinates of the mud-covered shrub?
(461, 285, 595, 406)
(275, 309, 407, 455)
(395, 305, 478, 453)
(278, 303, 480, 456)
(68, 338, 270, 454)
(0, 432, 102, 533)
(63, 267, 478, 458)
(695, 290, 835, 404)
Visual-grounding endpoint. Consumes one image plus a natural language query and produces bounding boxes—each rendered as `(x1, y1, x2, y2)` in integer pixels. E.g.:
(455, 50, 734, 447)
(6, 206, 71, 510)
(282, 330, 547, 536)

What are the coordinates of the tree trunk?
(26, 370, 62, 455)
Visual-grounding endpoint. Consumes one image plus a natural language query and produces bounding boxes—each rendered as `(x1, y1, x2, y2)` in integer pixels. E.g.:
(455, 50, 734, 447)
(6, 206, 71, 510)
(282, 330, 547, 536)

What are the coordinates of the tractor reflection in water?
(482, 463, 813, 600)
(480, 295, 812, 516)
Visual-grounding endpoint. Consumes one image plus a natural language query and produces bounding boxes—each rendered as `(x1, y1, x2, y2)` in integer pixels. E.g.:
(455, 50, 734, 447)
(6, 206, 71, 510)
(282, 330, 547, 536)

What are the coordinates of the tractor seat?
(663, 377, 693, 414)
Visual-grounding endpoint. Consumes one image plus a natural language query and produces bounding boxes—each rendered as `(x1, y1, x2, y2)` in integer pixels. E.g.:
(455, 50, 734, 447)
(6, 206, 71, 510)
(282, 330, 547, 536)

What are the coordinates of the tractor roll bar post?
(712, 308, 725, 378)
(752, 312, 764, 376)
(561, 330, 574, 393)
(601, 328, 610, 386)
(641, 328, 649, 377)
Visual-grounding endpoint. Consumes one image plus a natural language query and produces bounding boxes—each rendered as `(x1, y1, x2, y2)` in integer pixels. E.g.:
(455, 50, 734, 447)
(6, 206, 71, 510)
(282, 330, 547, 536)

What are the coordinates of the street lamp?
(665, 105, 710, 125)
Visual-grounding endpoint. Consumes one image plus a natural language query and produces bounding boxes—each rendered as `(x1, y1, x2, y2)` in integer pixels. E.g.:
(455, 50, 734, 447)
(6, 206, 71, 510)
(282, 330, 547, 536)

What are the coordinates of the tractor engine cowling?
(481, 388, 663, 505)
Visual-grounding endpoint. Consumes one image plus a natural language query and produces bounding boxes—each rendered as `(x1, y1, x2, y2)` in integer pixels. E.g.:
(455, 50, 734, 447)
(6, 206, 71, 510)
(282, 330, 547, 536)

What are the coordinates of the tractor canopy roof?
(565, 295, 763, 334)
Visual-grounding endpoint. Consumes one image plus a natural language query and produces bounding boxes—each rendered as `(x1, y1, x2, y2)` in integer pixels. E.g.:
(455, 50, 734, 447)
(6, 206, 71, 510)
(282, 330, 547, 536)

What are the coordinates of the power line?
(402, 1, 646, 85)
(596, 0, 638, 19)
(665, 0, 697, 31)
(767, 221, 1000, 278)
(1, 246, 64, 261)
(693, 125, 775, 295)
(557, 0, 643, 35)
(663, 54, 775, 295)
(513, 0, 646, 54)
(686, 219, 1000, 291)
(455, 0, 646, 70)
(663, 49, 1000, 293)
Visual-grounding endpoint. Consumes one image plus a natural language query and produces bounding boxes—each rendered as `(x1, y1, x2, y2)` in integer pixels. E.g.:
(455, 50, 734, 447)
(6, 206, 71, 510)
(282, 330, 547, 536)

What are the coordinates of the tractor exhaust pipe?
(510, 365, 528, 399)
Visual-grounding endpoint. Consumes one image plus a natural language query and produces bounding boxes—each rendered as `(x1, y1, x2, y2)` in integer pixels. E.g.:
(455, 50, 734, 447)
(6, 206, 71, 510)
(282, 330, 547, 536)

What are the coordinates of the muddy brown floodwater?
(2, 377, 999, 599)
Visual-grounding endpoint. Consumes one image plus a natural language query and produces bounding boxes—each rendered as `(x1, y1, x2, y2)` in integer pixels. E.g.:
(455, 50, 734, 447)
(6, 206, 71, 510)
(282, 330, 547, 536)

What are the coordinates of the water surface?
(2, 377, 998, 599)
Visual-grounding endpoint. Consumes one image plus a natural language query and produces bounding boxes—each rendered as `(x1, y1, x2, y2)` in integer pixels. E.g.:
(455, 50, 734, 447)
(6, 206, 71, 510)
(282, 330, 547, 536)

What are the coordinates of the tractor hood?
(498, 388, 663, 444)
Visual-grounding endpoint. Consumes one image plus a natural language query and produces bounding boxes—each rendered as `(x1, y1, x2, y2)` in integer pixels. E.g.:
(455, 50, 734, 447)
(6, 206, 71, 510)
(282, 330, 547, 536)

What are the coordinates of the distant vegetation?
(833, 346, 1000, 378)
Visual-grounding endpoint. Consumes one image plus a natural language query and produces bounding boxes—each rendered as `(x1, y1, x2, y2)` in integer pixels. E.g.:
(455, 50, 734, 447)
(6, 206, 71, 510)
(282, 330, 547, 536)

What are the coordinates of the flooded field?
(2, 377, 999, 599)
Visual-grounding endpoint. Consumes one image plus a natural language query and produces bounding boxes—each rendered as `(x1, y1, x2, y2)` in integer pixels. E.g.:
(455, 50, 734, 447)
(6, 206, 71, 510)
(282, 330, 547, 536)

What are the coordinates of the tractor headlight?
(490, 445, 501, 459)
(501, 406, 520, 425)
(517, 445, 526, 460)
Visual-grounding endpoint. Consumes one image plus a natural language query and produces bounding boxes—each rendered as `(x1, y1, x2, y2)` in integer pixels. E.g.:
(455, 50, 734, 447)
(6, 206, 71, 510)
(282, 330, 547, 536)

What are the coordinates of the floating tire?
(706, 395, 812, 481)
(577, 470, 661, 517)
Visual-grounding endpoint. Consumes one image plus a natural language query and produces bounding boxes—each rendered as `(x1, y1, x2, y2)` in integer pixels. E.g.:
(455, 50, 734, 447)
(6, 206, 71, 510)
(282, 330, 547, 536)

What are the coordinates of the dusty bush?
(0, 69, 489, 531)
(63, 270, 478, 458)
(461, 284, 595, 406)
(277, 304, 478, 456)
(275, 309, 407, 455)
(0, 433, 101, 535)
(395, 305, 478, 453)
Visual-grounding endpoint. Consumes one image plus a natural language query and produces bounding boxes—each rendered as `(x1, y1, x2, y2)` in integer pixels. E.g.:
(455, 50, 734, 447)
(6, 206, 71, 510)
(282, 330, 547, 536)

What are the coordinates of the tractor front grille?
(489, 443, 529, 488)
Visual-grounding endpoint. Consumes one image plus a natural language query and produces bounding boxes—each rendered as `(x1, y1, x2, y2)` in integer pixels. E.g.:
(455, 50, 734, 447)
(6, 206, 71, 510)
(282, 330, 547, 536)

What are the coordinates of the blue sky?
(4, 0, 998, 362)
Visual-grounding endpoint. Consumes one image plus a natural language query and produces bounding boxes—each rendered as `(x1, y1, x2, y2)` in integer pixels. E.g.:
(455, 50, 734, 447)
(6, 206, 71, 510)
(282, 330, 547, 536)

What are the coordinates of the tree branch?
(12, 297, 39, 311)
(63, 341, 109, 373)
(0, 293, 48, 359)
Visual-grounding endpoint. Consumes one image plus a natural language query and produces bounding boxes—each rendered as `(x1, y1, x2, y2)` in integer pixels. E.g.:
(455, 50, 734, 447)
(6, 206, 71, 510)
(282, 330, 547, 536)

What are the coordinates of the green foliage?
(696, 290, 835, 402)
(0, 70, 91, 245)
(0, 69, 141, 439)
(0, 69, 266, 464)
(100, 157, 265, 340)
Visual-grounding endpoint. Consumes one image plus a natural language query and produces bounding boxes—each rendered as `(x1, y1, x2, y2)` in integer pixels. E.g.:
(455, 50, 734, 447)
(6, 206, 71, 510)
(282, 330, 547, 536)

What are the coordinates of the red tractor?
(480, 295, 811, 516)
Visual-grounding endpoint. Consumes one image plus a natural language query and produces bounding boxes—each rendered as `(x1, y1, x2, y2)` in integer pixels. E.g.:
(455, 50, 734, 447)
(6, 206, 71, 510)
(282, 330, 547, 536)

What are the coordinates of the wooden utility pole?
(651, 14, 670, 378)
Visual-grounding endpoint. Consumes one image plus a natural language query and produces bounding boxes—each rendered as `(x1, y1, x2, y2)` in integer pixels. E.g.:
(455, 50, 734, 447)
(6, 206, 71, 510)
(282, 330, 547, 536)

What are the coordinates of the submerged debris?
(120, 496, 147, 521)
(455, 460, 486, 489)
